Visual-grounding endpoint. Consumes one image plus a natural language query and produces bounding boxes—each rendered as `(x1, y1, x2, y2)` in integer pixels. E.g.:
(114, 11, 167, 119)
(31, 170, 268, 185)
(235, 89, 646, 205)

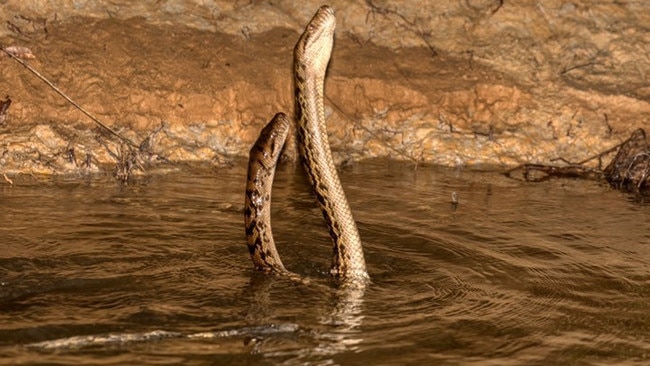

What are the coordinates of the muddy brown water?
(0, 161, 648, 365)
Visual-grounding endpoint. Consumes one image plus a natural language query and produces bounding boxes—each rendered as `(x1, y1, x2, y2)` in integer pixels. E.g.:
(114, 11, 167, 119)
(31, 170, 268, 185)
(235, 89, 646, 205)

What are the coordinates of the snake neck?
(244, 113, 291, 273)
(294, 64, 369, 280)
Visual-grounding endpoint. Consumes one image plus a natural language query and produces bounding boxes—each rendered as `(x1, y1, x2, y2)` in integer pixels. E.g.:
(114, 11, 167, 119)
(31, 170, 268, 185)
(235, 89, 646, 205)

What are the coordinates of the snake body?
(245, 6, 369, 281)
(245, 113, 291, 273)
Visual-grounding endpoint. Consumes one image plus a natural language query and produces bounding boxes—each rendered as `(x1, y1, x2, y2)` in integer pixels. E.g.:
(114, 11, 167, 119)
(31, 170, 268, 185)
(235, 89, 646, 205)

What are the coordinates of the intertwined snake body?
(244, 6, 369, 281)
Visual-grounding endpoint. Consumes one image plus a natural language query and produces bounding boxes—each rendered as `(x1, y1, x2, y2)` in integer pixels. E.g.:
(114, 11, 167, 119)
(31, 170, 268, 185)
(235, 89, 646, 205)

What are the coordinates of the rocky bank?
(1, 0, 649, 176)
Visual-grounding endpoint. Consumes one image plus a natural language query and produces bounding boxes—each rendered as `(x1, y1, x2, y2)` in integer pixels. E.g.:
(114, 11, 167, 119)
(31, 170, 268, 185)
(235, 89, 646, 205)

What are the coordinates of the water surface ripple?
(0, 162, 648, 365)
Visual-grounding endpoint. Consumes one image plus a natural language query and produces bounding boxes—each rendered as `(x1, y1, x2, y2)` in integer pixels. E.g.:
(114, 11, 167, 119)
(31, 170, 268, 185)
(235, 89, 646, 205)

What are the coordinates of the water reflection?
(315, 282, 366, 358)
(0, 161, 649, 365)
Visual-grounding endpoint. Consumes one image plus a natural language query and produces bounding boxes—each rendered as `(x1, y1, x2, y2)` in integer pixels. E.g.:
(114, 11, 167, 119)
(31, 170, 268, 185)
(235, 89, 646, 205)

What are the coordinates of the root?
(602, 129, 650, 192)
(505, 128, 649, 193)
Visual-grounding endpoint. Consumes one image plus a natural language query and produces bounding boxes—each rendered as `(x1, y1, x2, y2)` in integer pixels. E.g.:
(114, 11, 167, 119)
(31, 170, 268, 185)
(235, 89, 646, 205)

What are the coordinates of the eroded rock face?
(1, 0, 649, 175)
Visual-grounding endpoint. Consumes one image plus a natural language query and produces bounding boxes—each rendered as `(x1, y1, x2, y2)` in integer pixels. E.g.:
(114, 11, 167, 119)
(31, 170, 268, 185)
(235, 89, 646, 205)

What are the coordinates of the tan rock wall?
(1, 0, 649, 174)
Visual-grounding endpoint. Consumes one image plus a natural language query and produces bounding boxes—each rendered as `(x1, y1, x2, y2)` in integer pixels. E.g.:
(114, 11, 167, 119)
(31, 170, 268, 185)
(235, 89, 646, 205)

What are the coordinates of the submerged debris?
(504, 163, 601, 183)
(505, 128, 649, 194)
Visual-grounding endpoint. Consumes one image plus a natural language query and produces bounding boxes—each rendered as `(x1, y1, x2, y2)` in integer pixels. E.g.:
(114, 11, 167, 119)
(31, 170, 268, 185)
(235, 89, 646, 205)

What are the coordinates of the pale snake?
(244, 6, 369, 281)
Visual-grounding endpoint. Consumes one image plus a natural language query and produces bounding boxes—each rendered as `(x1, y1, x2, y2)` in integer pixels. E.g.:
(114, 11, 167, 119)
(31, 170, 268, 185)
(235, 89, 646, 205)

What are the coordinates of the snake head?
(255, 113, 290, 166)
(294, 5, 336, 75)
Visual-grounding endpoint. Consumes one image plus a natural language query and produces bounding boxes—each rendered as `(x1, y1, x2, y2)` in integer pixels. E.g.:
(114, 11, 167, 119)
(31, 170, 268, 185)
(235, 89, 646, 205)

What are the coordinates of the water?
(0, 161, 648, 365)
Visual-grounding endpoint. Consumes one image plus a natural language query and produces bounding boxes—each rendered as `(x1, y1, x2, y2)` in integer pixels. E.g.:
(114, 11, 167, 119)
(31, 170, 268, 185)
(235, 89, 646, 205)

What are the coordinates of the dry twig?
(2, 173, 13, 185)
(0, 45, 138, 148)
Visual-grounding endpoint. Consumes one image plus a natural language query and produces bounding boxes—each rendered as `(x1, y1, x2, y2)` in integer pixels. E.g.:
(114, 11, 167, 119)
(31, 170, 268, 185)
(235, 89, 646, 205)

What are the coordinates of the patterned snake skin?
(244, 6, 369, 281)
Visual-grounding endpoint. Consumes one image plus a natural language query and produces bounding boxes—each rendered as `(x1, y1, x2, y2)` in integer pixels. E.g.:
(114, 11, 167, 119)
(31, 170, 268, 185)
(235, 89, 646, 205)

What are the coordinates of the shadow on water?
(0, 160, 648, 365)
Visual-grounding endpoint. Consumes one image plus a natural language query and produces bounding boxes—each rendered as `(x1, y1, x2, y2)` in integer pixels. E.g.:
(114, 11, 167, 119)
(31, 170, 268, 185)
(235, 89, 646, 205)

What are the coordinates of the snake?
(244, 6, 369, 281)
